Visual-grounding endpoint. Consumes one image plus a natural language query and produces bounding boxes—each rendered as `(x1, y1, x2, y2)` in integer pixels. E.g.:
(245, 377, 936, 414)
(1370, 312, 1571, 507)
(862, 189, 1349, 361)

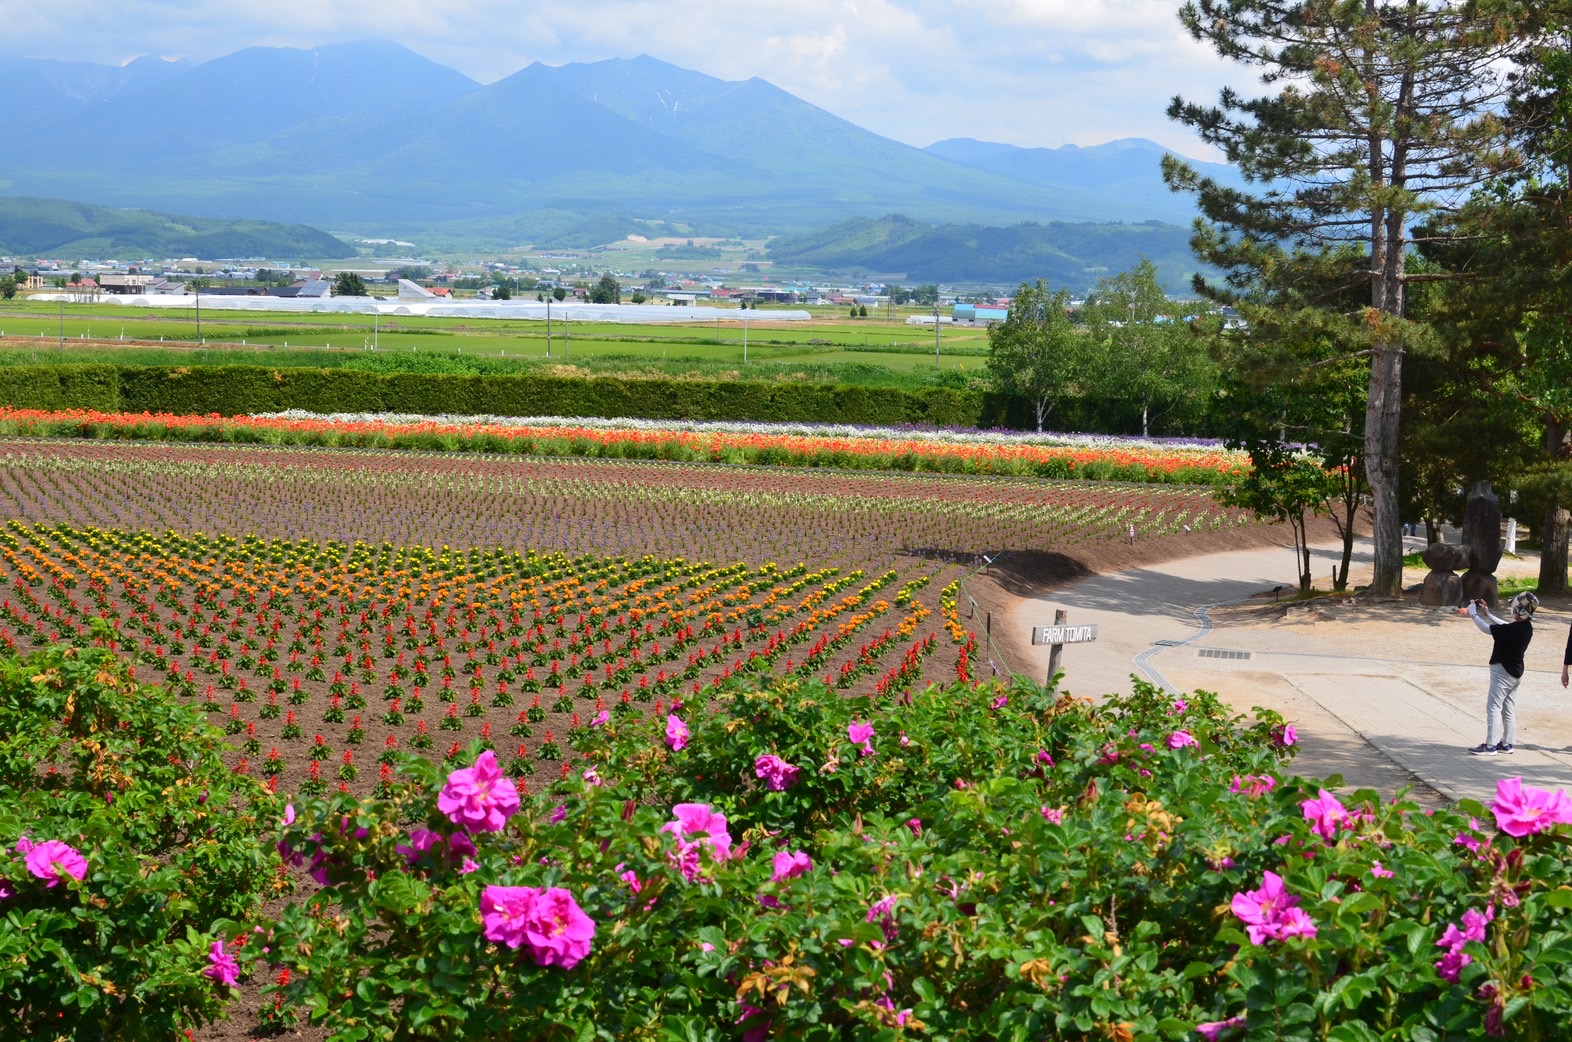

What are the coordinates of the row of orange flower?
(0, 407, 1248, 483)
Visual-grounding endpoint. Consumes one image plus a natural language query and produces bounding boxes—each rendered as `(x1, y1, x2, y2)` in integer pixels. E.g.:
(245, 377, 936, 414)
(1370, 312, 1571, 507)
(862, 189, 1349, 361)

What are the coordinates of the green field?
(0, 300, 991, 388)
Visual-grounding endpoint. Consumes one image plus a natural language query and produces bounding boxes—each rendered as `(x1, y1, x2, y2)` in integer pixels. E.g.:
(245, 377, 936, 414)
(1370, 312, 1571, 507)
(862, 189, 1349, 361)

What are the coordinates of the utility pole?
(195, 283, 202, 344)
(545, 297, 553, 357)
(743, 311, 749, 364)
(933, 302, 941, 366)
(58, 297, 64, 348)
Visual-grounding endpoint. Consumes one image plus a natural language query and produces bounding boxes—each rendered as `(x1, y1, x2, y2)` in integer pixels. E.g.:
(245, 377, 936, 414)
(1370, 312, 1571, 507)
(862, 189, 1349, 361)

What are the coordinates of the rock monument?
(1418, 481, 1503, 608)
(1459, 481, 1502, 606)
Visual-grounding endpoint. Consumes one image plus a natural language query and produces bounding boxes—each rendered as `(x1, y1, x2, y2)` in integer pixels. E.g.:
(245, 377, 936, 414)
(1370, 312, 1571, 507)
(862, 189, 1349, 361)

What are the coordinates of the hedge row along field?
(0, 442, 1253, 798)
(0, 363, 991, 428)
(0, 406, 1248, 483)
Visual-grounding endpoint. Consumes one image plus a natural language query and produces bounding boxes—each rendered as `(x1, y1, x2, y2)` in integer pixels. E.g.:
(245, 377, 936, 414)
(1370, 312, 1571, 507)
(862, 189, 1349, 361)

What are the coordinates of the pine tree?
(1164, 0, 1531, 595)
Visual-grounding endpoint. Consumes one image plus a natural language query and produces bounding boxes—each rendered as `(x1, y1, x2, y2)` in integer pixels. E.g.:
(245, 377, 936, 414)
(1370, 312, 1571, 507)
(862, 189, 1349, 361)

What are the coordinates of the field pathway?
(986, 535, 1572, 805)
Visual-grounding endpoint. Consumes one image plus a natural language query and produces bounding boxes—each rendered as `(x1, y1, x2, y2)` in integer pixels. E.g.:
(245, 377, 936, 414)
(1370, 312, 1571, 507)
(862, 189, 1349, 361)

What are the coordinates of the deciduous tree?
(1081, 259, 1217, 436)
(986, 280, 1083, 433)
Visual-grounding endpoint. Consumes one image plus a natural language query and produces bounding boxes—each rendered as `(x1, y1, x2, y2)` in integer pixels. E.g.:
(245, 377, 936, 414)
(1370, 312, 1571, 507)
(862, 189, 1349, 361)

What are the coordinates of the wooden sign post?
(1032, 610, 1099, 684)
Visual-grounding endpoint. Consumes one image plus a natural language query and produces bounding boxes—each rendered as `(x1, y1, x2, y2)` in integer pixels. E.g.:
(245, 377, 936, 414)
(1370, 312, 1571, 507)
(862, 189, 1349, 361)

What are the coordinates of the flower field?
(0, 407, 1249, 483)
(0, 439, 1253, 799)
(6, 434, 1572, 1041)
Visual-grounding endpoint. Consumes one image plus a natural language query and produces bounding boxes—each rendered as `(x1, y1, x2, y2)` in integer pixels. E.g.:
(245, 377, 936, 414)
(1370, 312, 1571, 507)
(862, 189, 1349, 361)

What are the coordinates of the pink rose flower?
(1041, 806, 1064, 825)
(1300, 789, 1349, 841)
(479, 885, 595, 969)
(22, 839, 88, 887)
(437, 750, 520, 834)
(1195, 1014, 1246, 1040)
(665, 714, 689, 752)
(1435, 948, 1472, 982)
(772, 849, 813, 882)
(283, 803, 296, 826)
(866, 894, 898, 942)
(1230, 870, 1316, 945)
(662, 803, 733, 879)
(1370, 861, 1394, 879)
(1490, 777, 1572, 837)
(1271, 723, 1298, 748)
(754, 753, 802, 791)
(847, 720, 875, 757)
(204, 939, 241, 986)
(1167, 729, 1199, 749)
(1229, 775, 1276, 797)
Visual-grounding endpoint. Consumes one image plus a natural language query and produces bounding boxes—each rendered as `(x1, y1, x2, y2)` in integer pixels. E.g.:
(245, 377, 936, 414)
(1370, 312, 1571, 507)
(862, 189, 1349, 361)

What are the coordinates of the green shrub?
(0, 638, 278, 1039)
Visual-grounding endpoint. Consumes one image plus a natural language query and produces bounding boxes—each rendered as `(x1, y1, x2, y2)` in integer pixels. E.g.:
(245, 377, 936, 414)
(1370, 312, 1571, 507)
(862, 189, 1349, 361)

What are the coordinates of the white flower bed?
(251, 410, 1234, 457)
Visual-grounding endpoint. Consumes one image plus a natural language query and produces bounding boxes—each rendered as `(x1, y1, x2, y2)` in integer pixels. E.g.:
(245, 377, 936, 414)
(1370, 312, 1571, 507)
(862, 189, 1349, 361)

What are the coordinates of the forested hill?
(0, 197, 354, 260)
(765, 215, 1200, 294)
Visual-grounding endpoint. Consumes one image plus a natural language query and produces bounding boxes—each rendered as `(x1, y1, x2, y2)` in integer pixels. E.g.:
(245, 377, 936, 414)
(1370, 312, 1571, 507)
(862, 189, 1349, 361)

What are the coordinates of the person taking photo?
(1467, 592, 1538, 755)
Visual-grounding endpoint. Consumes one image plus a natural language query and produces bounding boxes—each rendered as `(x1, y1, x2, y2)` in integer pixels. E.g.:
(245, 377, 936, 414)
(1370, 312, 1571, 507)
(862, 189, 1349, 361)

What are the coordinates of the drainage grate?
(1197, 648, 1252, 660)
(1152, 639, 1184, 647)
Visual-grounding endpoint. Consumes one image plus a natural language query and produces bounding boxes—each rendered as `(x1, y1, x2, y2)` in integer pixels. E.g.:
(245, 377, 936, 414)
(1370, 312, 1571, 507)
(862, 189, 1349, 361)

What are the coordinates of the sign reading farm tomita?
(1031, 624, 1099, 646)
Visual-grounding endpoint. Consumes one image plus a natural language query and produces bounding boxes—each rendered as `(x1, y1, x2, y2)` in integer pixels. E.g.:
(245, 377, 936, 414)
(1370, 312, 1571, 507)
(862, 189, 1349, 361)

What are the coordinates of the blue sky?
(1, 0, 1245, 157)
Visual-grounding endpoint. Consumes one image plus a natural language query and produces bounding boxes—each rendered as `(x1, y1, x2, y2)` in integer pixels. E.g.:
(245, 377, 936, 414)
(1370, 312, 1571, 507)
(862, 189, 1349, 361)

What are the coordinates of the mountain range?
(0, 42, 1241, 242)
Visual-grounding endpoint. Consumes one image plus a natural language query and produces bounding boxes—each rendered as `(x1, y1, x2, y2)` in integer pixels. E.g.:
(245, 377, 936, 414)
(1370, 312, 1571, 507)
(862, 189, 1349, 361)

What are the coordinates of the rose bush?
(258, 671, 1572, 1040)
(0, 637, 278, 1039)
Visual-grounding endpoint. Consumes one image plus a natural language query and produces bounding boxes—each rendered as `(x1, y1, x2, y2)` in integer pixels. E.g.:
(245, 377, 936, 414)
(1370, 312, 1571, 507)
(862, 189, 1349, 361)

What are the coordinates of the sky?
(0, 0, 1248, 159)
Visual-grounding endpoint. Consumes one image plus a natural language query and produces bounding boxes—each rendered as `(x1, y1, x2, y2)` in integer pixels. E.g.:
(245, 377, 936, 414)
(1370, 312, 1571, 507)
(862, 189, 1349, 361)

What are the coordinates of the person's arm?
(1564, 624, 1572, 688)
(1468, 601, 1505, 633)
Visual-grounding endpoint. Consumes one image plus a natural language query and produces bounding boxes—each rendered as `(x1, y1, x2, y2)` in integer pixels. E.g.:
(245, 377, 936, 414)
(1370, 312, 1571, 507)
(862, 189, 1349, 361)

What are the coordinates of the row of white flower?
(252, 410, 1237, 457)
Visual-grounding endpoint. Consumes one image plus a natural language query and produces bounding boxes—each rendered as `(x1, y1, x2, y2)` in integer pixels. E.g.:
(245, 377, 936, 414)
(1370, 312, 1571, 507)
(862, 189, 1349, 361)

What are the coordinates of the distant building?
(96, 274, 155, 295)
(270, 278, 330, 298)
(951, 304, 1009, 324)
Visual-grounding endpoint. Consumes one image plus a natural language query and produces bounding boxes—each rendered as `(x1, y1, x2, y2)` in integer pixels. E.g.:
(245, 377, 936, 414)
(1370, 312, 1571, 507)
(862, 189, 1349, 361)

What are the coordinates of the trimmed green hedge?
(0, 363, 999, 428)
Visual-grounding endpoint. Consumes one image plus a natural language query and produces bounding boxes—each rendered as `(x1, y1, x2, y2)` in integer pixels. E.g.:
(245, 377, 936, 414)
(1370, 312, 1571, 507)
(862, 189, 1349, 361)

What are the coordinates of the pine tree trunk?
(1540, 416, 1571, 594)
(1364, 344, 1405, 596)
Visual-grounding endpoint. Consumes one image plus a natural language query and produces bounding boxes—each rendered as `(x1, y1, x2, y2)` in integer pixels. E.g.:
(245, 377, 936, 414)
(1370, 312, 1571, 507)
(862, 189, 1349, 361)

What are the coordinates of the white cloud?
(0, 0, 1252, 156)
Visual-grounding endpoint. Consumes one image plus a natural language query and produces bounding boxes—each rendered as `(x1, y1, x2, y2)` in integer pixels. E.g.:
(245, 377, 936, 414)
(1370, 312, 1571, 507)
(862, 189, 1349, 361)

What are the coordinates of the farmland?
(0, 300, 991, 384)
(0, 440, 1255, 799)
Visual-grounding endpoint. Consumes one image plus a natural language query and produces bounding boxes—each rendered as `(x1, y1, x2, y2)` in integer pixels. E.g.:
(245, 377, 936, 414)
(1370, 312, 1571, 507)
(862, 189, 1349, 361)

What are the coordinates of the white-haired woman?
(1467, 592, 1539, 755)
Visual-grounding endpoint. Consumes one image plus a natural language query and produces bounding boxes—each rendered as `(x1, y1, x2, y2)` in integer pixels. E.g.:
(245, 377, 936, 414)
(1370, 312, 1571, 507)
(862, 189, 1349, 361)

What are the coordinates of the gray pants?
(1485, 663, 1520, 747)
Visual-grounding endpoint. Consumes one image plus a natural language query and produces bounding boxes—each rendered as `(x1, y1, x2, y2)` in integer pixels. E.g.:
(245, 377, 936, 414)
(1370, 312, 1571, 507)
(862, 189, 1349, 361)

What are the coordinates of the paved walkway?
(1009, 536, 1572, 804)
